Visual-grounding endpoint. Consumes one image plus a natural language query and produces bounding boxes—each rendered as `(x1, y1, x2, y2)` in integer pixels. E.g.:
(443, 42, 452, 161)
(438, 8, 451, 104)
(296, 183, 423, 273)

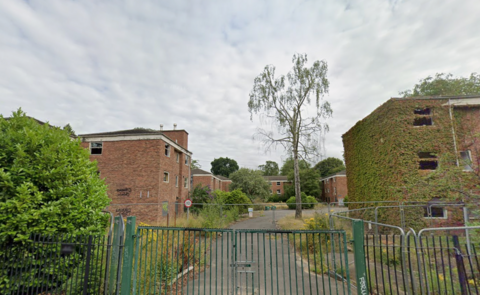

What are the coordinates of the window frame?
(276, 189, 281, 195)
(184, 177, 188, 188)
(460, 150, 473, 171)
(163, 172, 169, 183)
(165, 144, 170, 157)
(185, 155, 189, 166)
(176, 152, 179, 163)
(423, 206, 448, 219)
(175, 175, 178, 187)
(90, 142, 103, 155)
(276, 181, 281, 186)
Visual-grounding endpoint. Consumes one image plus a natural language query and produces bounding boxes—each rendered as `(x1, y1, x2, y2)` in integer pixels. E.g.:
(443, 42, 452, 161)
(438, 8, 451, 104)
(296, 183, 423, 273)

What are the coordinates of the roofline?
(192, 173, 231, 182)
(391, 94, 480, 101)
(320, 174, 346, 182)
(80, 133, 192, 155)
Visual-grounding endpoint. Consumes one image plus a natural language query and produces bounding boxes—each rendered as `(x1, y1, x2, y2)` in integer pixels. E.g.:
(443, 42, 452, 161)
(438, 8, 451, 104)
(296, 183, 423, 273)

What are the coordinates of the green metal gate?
(128, 226, 351, 295)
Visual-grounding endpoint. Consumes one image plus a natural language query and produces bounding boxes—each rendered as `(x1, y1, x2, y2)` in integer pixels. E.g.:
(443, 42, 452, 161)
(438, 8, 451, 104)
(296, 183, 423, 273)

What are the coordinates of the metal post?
(82, 236, 94, 295)
(352, 220, 369, 295)
(120, 216, 136, 295)
(374, 207, 379, 236)
(453, 236, 468, 295)
(463, 207, 471, 255)
(187, 207, 190, 221)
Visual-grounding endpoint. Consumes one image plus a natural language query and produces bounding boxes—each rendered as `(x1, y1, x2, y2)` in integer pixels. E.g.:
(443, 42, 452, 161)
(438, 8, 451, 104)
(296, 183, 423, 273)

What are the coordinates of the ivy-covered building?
(343, 95, 480, 211)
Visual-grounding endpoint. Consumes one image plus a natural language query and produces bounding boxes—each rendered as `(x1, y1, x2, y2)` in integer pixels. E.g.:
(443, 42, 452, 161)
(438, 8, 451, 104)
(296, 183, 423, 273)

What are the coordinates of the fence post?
(352, 220, 369, 295)
(120, 216, 136, 295)
(453, 236, 468, 295)
(109, 216, 120, 295)
(82, 236, 94, 295)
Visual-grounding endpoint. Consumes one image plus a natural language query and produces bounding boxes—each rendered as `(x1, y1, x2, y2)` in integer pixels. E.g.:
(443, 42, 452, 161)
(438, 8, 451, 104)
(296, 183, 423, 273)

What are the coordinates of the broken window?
(413, 108, 433, 126)
(165, 144, 170, 157)
(163, 172, 169, 182)
(418, 152, 438, 170)
(460, 150, 473, 171)
(424, 207, 446, 218)
(413, 117, 433, 126)
(185, 155, 189, 165)
(276, 189, 281, 195)
(414, 108, 431, 115)
(90, 142, 103, 155)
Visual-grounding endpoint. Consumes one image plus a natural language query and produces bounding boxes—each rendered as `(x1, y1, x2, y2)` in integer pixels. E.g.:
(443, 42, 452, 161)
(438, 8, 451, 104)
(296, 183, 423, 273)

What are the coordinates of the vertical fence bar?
(82, 236, 94, 295)
(453, 236, 468, 295)
(352, 220, 368, 295)
(120, 216, 136, 295)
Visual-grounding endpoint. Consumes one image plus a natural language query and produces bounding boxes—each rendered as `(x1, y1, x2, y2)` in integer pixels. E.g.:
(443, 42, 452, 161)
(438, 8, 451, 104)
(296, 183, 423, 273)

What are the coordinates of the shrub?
(286, 193, 317, 209)
(217, 189, 252, 214)
(0, 110, 110, 292)
(304, 213, 330, 230)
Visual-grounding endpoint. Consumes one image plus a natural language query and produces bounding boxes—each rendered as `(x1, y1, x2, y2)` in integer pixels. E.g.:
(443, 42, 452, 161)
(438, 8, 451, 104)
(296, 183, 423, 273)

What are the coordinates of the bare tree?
(248, 54, 331, 219)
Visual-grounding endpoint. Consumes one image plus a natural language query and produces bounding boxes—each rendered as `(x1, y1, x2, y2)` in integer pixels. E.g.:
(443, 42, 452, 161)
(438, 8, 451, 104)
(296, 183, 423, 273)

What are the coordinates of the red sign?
(184, 199, 192, 208)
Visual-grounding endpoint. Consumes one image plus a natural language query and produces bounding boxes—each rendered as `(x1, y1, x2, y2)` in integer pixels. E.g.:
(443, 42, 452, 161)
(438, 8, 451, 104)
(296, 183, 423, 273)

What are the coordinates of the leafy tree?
(210, 157, 239, 177)
(0, 110, 110, 292)
(400, 73, 480, 97)
(229, 168, 271, 200)
(314, 157, 345, 177)
(284, 168, 321, 200)
(280, 157, 311, 175)
(191, 159, 202, 170)
(258, 160, 279, 176)
(248, 54, 331, 219)
(62, 123, 76, 136)
(215, 189, 252, 213)
(189, 184, 214, 212)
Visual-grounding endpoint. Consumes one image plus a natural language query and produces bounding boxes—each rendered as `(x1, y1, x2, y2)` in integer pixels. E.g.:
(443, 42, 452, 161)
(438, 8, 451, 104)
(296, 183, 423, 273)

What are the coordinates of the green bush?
(216, 189, 252, 214)
(0, 110, 110, 292)
(286, 193, 317, 209)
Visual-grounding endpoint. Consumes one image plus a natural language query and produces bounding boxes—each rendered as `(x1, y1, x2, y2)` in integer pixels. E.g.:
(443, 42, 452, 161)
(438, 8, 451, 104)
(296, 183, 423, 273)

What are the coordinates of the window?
(90, 142, 103, 155)
(276, 182, 281, 185)
(414, 108, 431, 115)
(276, 189, 281, 195)
(270, 190, 273, 194)
(414, 117, 433, 126)
(165, 144, 170, 157)
(175, 176, 178, 187)
(413, 108, 433, 126)
(333, 177, 336, 183)
(334, 187, 337, 195)
(460, 150, 473, 171)
(424, 207, 446, 219)
(418, 152, 438, 170)
(270, 182, 272, 186)
(176, 152, 179, 163)
(185, 155, 189, 166)
(163, 172, 169, 182)
(184, 177, 188, 188)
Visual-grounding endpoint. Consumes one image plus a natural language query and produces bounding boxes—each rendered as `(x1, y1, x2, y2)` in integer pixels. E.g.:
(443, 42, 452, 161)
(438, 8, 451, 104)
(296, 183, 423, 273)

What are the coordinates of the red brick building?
(263, 176, 291, 196)
(79, 127, 192, 224)
(191, 169, 231, 192)
(321, 170, 347, 204)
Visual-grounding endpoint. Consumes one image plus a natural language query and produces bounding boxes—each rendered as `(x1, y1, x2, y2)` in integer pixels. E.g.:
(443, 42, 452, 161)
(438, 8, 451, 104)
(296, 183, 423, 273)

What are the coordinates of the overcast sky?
(1, 0, 479, 171)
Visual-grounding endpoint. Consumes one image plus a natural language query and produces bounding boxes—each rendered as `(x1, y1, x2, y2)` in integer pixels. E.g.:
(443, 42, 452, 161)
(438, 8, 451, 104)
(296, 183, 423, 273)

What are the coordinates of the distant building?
(320, 170, 347, 204)
(263, 175, 291, 196)
(191, 169, 232, 192)
(79, 126, 192, 223)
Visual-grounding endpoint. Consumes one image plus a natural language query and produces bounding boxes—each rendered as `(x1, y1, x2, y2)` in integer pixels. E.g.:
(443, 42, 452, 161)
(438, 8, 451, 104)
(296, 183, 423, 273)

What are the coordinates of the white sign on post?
(184, 199, 192, 208)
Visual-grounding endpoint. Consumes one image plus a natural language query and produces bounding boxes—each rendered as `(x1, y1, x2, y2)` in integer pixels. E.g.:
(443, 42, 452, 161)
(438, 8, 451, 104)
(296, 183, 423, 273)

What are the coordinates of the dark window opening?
(91, 142, 103, 155)
(419, 160, 438, 170)
(165, 144, 170, 157)
(414, 108, 431, 115)
(424, 207, 445, 218)
(276, 182, 281, 185)
(418, 152, 436, 159)
(413, 117, 433, 126)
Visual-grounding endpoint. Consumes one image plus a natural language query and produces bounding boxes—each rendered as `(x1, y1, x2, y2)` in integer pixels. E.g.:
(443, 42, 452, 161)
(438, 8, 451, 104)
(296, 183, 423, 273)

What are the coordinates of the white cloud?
(1, 0, 480, 170)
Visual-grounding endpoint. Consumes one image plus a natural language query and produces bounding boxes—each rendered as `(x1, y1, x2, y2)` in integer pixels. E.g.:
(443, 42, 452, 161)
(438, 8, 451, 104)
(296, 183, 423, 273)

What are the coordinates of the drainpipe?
(448, 99, 460, 166)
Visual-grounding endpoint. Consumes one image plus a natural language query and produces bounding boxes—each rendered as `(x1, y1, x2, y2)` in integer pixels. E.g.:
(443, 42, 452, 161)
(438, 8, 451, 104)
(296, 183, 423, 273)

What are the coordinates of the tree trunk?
(293, 152, 302, 219)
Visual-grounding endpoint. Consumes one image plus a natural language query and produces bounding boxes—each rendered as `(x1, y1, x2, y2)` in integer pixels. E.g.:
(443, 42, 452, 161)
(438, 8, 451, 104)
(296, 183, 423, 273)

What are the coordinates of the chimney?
(160, 124, 163, 131)
(173, 123, 177, 130)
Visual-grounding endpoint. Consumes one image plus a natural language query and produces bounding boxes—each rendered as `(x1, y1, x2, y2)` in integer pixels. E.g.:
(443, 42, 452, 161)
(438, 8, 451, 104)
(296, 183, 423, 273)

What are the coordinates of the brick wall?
(162, 130, 189, 149)
(81, 137, 190, 224)
(269, 181, 290, 195)
(323, 176, 348, 203)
